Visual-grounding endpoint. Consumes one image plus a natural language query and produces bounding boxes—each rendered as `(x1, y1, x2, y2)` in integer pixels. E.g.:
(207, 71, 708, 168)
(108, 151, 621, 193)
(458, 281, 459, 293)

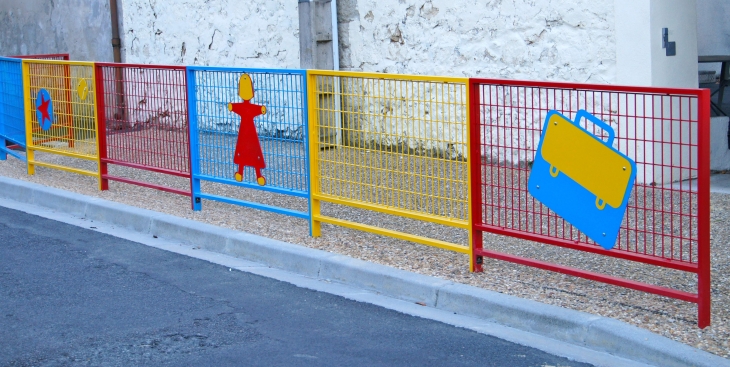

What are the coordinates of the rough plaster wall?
(335, 0, 616, 160)
(338, 0, 615, 83)
(120, 0, 299, 68)
(0, 0, 113, 61)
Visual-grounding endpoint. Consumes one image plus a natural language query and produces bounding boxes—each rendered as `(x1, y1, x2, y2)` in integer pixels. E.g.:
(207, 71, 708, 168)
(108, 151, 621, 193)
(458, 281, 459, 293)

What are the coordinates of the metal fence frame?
(187, 66, 311, 221)
(22, 59, 101, 187)
(95, 63, 192, 201)
(307, 70, 472, 257)
(1, 54, 70, 161)
(469, 78, 711, 327)
(0, 57, 25, 161)
(10, 54, 70, 61)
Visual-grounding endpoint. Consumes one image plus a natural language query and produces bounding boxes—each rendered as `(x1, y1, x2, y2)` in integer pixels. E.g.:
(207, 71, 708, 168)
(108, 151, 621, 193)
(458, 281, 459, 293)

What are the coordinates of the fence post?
(186, 68, 203, 211)
(469, 79, 483, 273)
(95, 65, 109, 191)
(184, 68, 195, 210)
(22, 61, 35, 175)
(0, 87, 5, 160)
(697, 88, 711, 328)
(307, 71, 321, 237)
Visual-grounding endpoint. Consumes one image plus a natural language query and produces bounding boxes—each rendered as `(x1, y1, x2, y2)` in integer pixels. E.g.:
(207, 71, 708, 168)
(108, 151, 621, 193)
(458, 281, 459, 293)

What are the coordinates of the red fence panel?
(469, 78, 711, 328)
(95, 63, 192, 201)
(11, 53, 70, 61)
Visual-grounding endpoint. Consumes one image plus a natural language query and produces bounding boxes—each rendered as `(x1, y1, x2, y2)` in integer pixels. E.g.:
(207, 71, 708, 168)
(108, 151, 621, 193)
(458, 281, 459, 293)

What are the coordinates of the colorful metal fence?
(0, 57, 25, 161)
(307, 70, 471, 255)
(23, 59, 100, 185)
(95, 63, 192, 199)
(469, 78, 711, 327)
(1, 53, 716, 328)
(11, 53, 70, 61)
(187, 66, 310, 219)
(1, 54, 69, 161)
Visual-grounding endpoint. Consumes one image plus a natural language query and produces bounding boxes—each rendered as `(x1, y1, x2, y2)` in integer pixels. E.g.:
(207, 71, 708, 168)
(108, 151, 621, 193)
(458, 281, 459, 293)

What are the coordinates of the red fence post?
(183, 70, 194, 210)
(469, 79, 484, 273)
(95, 64, 109, 191)
(697, 88, 711, 328)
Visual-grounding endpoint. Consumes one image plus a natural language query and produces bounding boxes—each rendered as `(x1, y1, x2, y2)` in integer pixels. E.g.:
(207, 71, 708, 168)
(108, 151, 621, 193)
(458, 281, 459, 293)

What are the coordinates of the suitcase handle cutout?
(550, 165, 559, 177)
(575, 110, 614, 146)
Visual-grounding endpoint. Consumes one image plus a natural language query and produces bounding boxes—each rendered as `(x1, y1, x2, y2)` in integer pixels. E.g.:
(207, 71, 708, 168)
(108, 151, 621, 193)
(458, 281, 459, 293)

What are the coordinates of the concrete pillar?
(614, 0, 699, 184)
(615, 0, 698, 88)
(298, 0, 335, 70)
(300, 0, 341, 146)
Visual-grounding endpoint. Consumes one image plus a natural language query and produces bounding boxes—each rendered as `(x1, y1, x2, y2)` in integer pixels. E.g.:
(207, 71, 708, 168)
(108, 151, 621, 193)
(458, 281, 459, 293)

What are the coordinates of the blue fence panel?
(0, 57, 26, 161)
(186, 66, 310, 222)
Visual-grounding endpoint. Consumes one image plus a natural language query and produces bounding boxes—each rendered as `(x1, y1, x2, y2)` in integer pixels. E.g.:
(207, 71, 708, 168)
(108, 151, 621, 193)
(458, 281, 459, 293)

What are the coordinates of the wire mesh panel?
(187, 66, 310, 219)
(23, 59, 100, 185)
(308, 70, 471, 253)
(96, 63, 191, 199)
(469, 78, 711, 327)
(11, 54, 70, 61)
(0, 57, 25, 161)
(2, 55, 69, 161)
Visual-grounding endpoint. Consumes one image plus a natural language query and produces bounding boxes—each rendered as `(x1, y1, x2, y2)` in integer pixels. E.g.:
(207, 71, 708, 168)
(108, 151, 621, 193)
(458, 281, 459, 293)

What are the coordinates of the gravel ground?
(1, 144, 728, 359)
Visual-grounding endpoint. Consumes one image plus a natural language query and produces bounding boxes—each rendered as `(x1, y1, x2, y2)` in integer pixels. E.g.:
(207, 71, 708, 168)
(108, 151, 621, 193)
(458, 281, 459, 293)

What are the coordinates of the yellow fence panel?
(307, 70, 471, 255)
(22, 60, 100, 187)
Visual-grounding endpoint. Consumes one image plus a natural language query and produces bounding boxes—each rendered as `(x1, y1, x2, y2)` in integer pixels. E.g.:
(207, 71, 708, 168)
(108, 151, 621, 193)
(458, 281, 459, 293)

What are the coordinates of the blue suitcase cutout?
(527, 110, 636, 250)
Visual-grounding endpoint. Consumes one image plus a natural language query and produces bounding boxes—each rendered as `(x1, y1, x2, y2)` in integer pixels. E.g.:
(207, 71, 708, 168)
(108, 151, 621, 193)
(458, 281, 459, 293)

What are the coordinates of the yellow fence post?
(22, 61, 35, 175)
(307, 71, 322, 237)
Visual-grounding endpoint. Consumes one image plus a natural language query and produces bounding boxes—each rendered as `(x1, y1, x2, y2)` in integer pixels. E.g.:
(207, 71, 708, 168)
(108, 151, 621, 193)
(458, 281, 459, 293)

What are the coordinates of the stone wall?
(119, 0, 300, 68)
(337, 0, 616, 83)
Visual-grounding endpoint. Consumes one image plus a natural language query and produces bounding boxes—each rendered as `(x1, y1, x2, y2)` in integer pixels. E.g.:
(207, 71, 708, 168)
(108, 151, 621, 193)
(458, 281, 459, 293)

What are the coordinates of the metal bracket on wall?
(662, 28, 676, 56)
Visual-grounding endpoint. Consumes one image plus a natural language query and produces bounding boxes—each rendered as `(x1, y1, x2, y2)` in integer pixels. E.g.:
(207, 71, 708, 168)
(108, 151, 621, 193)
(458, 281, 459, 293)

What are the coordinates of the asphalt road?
(0, 205, 592, 367)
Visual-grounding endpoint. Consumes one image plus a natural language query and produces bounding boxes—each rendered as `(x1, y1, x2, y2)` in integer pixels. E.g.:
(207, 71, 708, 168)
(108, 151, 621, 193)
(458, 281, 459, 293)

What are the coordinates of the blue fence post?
(0, 82, 6, 161)
(302, 72, 313, 237)
(186, 67, 204, 211)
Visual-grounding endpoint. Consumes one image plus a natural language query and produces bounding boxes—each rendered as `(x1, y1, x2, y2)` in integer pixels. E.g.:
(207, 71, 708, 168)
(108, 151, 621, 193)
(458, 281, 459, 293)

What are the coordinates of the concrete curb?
(0, 176, 727, 367)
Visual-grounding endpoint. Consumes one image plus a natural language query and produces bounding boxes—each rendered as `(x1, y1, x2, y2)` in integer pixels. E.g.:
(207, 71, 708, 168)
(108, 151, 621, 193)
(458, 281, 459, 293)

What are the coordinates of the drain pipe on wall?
(330, 0, 342, 145)
(109, 0, 122, 63)
(331, 0, 339, 71)
(108, 0, 126, 121)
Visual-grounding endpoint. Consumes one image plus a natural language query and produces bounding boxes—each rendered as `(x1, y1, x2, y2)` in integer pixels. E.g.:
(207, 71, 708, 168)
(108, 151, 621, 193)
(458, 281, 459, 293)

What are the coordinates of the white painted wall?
(119, 0, 300, 68)
(116, 0, 702, 183)
(338, 0, 616, 83)
(615, 0, 652, 86)
(615, 0, 698, 88)
(649, 0, 698, 88)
